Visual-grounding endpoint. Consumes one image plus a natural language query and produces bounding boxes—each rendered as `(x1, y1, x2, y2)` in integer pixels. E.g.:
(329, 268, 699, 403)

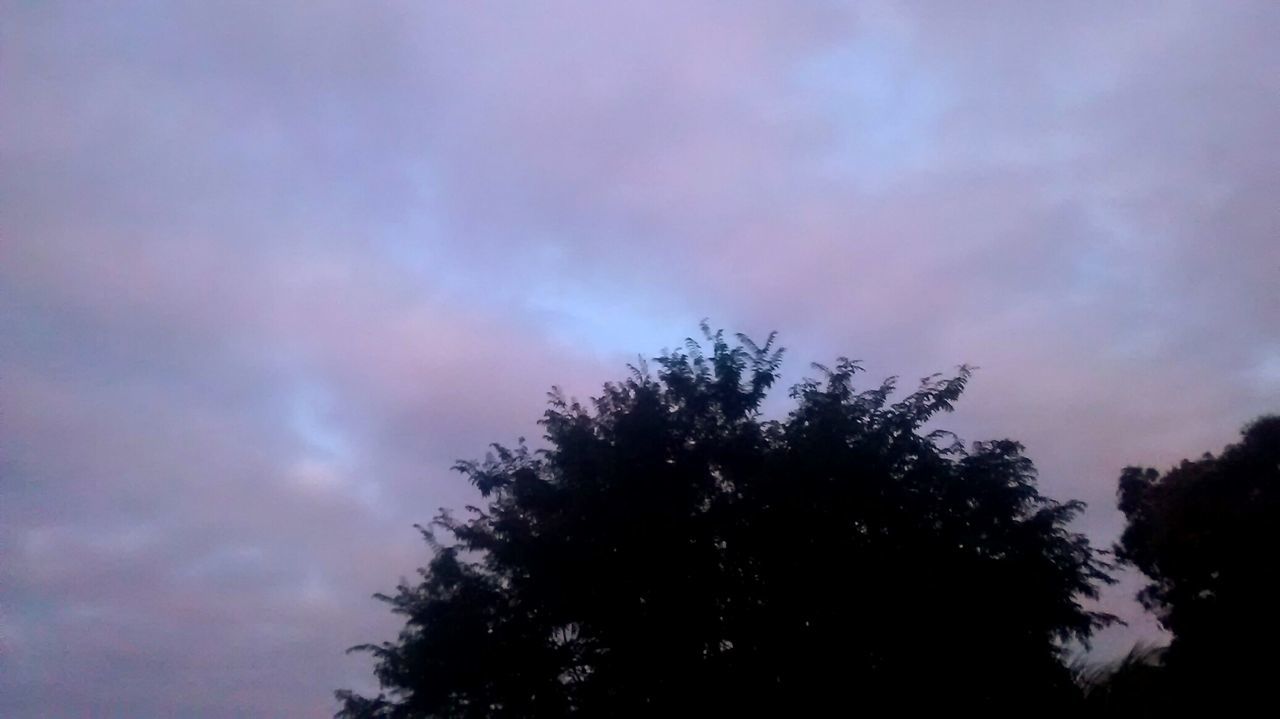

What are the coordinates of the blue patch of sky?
(368, 164, 707, 361)
(522, 277, 704, 361)
(288, 381, 353, 463)
(794, 35, 950, 191)
(370, 161, 448, 281)
(1250, 346, 1280, 392)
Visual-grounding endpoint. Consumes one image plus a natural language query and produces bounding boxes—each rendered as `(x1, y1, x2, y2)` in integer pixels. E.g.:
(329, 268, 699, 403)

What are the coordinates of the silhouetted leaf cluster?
(338, 327, 1118, 716)
(1110, 415, 1280, 710)
(1075, 645, 1172, 717)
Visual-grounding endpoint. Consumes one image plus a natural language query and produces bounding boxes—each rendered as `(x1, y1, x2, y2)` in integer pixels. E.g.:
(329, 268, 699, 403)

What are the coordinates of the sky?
(2, 1, 1277, 715)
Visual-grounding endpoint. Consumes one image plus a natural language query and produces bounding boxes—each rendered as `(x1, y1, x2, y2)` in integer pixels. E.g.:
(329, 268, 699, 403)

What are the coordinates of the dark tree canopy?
(338, 328, 1115, 717)
(1115, 415, 1280, 704)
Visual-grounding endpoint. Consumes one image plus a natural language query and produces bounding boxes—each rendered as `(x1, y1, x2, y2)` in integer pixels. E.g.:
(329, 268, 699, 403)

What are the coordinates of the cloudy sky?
(2, 1, 1277, 715)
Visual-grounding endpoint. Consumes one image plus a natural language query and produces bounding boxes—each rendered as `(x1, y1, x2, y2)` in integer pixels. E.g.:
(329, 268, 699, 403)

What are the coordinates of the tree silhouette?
(1075, 645, 1172, 717)
(337, 327, 1115, 717)
(1115, 415, 1279, 708)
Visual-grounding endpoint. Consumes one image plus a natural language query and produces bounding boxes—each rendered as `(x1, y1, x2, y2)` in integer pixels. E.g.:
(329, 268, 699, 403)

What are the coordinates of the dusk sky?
(2, 1, 1278, 716)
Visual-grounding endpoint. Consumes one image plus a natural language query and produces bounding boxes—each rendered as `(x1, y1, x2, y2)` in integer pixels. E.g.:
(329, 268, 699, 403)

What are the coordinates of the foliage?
(338, 327, 1116, 716)
(1075, 645, 1171, 717)
(1115, 415, 1280, 706)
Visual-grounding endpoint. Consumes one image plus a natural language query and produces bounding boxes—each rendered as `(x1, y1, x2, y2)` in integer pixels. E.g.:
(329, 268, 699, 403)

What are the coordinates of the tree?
(1115, 415, 1280, 706)
(1075, 645, 1173, 717)
(338, 327, 1115, 717)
